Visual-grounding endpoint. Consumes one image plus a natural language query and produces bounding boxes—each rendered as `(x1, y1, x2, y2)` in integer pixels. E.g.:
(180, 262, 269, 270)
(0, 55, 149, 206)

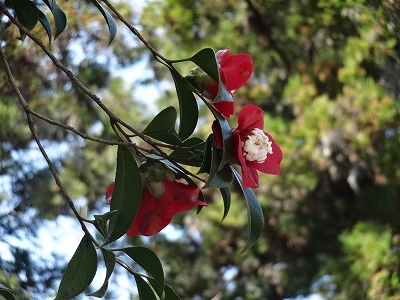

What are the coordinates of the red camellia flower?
(105, 180, 207, 236)
(205, 48, 254, 118)
(213, 104, 283, 188)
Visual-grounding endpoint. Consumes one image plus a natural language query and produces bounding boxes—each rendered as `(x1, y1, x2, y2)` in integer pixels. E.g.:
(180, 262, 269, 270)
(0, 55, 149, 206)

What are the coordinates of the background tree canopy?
(1, 0, 399, 299)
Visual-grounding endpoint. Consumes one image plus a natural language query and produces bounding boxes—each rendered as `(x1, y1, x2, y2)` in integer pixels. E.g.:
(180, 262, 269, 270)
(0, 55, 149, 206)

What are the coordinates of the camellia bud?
(140, 161, 167, 182)
(185, 67, 216, 98)
(147, 181, 165, 198)
(164, 168, 176, 182)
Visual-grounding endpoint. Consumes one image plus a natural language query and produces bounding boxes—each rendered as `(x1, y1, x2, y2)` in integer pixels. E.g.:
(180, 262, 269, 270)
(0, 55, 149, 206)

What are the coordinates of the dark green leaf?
(88, 249, 116, 298)
(37, 10, 52, 44)
(202, 138, 233, 189)
(169, 70, 199, 140)
(142, 106, 182, 145)
(93, 210, 118, 238)
(189, 48, 219, 82)
(88, 0, 117, 44)
(197, 134, 213, 174)
(55, 235, 97, 300)
(0, 284, 16, 300)
(121, 246, 164, 296)
(202, 101, 234, 169)
(134, 275, 157, 300)
(107, 146, 142, 244)
(164, 284, 181, 300)
(52, 4, 67, 39)
(232, 168, 264, 252)
(220, 187, 231, 222)
(169, 137, 205, 166)
(9, 0, 38, 37)
(213, 81, 234, 105)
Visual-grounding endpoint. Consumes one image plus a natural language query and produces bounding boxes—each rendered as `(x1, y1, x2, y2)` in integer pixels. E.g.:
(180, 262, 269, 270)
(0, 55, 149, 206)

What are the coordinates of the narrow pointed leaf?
(107, 146, 142, 244)
(220, 187, 231, 222)
(169, 137, 205, 166)
(134, 275, 157, 300)
(232, 168, 264, 252)
(0, 285, 16, 300)
(142, 106, 181, 145)
(93, 210, 118, 238)
(121, 246, 164, 295)
(88, 0, 117, 44)
(169, 70, 198, 140)
(55, 235, 97, 300)
(38, 10, 52, 43)
(202, 139, 233, 189)
(9, 0, 38, 34)
(189, 48, 219, 82)
(198, 134, 213, 174)
(52, 4, 67, 39)
(164, 284, 181, 300)
(88, 249, 116, 297)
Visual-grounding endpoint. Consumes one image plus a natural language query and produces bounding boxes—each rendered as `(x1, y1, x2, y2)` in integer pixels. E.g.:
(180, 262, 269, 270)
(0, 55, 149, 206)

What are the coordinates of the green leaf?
(197, 134, 213, 174)
(37, 10, 52, 44)
(203, 101, 234, 169)
(42, 0, 67, 39)
(107, 146, 142, 244)
(169, 70, 199, 141)
(142, 106, 182, 145)
(164, 284, 181, 300)
(189, 48, 219, 82)
(9, 0, 38, 38)
(55, 235, 97, 300)
(88, 249, 116, 298)
(220, 187, 231, 222)
(169, 137, 205, 166)
(134, 275, 157, 300)
(93, 210, 118, 238)
(0, 284, 16, 300)
(88, 0, 117, 44)
(202, 137, 233, 189)
(232, 168, 264, 252)
(121, 246, 165, 297)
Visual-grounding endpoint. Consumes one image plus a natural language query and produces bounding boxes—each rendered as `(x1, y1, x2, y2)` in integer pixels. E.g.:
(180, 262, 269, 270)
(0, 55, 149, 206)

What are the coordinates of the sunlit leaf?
(232, 168, 264, 252)
(134, 275, 157, 300)
(169, 70, 199, 140)
(142, 106, 181, 145)
(121, 246, 164, 296)
(0, 284, 16, 300)
(88, 249, 116, 298)
(88, 0, 117, 44)
(189, 48, 219, 82)
(55, 235, 97, 300)
(107, 146, 142, 244)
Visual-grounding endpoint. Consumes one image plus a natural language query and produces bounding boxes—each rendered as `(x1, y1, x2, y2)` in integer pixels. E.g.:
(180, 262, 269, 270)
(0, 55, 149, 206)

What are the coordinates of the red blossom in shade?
(205, 48, 254, 118)
(105, 180, 207, 237)
(212, 104, 283, 188)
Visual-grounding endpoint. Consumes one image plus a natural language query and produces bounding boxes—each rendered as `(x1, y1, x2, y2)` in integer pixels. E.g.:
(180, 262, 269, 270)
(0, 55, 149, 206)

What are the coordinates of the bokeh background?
(1, 0, 400, 299)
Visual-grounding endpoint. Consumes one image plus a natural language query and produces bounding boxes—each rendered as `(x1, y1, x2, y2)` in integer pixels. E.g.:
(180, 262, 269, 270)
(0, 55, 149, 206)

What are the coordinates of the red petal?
(126, 188, 156, 236)
(220, 53, 253, 91)
(215, 48, 230, 65)
(205, 82, 219, 98)
(137, 211, 171, 236)
(237, 104, 264, 131)
(105, 182, 114, 205)
(214, 100, 234, 118)
(212, 121, 224, 149)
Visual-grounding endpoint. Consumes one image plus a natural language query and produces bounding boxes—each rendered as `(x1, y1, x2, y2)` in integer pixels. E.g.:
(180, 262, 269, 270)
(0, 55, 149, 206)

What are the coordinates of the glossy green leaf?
(42, 0, 67, 39)
(220, 187, 231, 222)
(88, 0, 117, 44)
(37, 10, 52, 44)
(202, 101, 234, 169)
(198, 134, 213, 174)
(9, 0, 38, 37)
(0, 284, 16, 300)
(232, 168, 264, 252)
(55, 235, 97, 300)
(189, 48, 219, 82)
(142, 106, 182, 145)
(164, 284, 181, 300)
(202, 138, 233, 189)
(134, 275, 157, 300)
(213, 81, 234, 104)
(169, 137, 205, 166)
(121, 246, 164, 296)
(169, 70, 199, 141)
(88, 249, 116, 298)
(107, 146, 142, 244)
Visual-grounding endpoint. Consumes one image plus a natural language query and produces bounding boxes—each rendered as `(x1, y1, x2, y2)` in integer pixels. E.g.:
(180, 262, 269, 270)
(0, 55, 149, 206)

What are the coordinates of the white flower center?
(242, 128, 273, 163)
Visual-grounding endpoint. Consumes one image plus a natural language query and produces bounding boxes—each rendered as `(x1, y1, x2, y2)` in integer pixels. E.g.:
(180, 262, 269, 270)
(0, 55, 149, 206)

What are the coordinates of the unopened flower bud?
(147, 181, 165, 198)
(164, 169, 176, 181)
